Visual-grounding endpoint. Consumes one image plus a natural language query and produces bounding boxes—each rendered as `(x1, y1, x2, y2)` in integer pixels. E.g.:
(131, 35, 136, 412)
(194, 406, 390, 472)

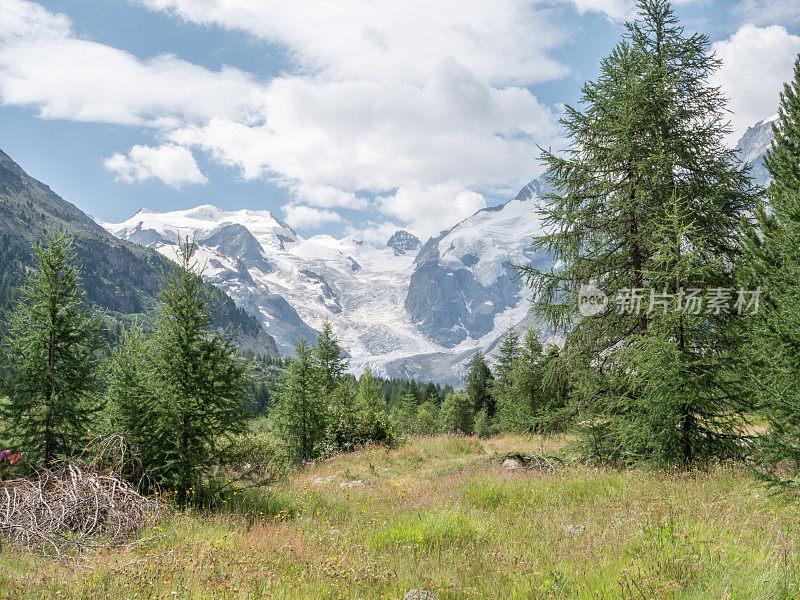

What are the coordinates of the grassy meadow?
(2, 433, 799, 599)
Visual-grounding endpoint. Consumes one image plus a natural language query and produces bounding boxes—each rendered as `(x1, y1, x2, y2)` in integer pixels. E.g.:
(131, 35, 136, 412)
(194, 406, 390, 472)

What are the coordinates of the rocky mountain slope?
(102, 183, 552, 384)
(98, 118, 777, 385)
(0, 148, 279, 357)
(736, 114, 777, 187)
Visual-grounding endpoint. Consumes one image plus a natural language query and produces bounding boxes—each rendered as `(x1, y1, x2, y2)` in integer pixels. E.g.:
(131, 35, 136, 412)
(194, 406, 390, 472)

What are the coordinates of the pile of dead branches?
(0, 437, 171, 556)
(501, 451, 565, 474)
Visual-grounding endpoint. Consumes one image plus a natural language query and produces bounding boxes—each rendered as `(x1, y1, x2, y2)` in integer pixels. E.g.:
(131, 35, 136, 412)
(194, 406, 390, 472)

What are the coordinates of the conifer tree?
(110, 240, 249, 500)
(105, 324, 151, 441)
(356, 365, 384, 414)
(273, 338, 327, 462)
(515, 0, 758, 466)
(492, 328, 520, 431)
(313, 321, 348, 398)
(465, 351, 494, 417)
(742, 54, 800, 486)
(0, 231, 103, 465)
(391, 391, 418, 434)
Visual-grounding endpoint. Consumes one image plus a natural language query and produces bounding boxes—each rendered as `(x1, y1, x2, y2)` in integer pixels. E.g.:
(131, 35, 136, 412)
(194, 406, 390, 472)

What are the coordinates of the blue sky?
(1, 0, 799, 242)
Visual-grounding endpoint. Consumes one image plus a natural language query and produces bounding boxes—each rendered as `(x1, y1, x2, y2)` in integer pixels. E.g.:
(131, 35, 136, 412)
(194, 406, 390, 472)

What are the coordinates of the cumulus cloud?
(289, 184, 368, 210)
(732, 0, 800, 27)
(345, 220, 406, 246)
(0, 0, 265, 127)
(139, 0, 570, 85)
(377, 183, 486, 239)
(169, 72, 558, 192)
(711, 24, 800, 144)
(565, 0, 635, 21)
(563, 0, 699, 23)
(103, 143, 207, 187)
(282, 204, 343, 229)
(0, 0, 70, 41)
(2, 0, 569, 235)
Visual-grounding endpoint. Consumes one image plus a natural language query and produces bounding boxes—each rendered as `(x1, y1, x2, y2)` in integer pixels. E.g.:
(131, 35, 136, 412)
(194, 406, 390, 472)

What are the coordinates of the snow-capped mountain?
(101, 184, 550, 385)
(737, 114, 777, 186)
(100, 120, 770, 385)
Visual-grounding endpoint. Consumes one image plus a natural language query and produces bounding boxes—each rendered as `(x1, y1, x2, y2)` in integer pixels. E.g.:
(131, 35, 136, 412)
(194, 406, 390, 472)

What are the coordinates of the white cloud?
(0, 0, 70, 41)
(2, 0, 567, 234)
(732, 0, 800, 27)
(289, 184, 368, 210)
(345, 220, 405, 246)
(140, 0, 570, 86)
(563, 0, 700, 23)
(565, 0, 634, 21)
(377, 183, 486, 239)
(170, 71, 558, 192)
(0, 1, 265, 127)
(103, 143, 207, 187)
(282, 204, 343, 229)
(711, 24, 800, 143)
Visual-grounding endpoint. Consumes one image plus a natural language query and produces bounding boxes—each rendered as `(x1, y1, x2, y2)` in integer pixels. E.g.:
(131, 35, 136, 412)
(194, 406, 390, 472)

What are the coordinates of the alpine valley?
(0, 118, 773, 386)
(101, 178, 554, 386)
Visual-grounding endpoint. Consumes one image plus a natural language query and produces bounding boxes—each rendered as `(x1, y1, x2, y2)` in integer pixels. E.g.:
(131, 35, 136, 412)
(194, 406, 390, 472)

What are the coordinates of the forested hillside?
(0, 149, 278, 356)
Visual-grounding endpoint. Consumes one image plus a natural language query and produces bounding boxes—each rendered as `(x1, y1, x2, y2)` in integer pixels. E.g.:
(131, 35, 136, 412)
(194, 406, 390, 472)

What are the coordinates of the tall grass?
(2, 434, 800, 599)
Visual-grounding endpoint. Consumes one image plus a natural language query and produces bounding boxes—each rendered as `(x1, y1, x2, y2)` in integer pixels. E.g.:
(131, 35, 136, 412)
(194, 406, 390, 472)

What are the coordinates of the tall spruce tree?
(110, 240, 249, 500)
(0, 231, 103, 465)
(356, 365, 384, 414)
(273, 338, 327, 461)
(515, 0, 757, 466)
(742, 54, 800, 486)
(465, 351, 494, 417)
(505, 329, 545, 433)
(492, 328, 521, 432)
(313, 321, 349, 398)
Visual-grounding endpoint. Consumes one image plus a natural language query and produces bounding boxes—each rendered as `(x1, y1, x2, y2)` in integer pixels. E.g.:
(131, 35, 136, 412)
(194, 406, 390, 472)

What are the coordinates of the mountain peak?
(736, 115, 776, 187)
(185, 204, 223, 219)
(514, 178, 550, 202)
(386, 230, 421, 255)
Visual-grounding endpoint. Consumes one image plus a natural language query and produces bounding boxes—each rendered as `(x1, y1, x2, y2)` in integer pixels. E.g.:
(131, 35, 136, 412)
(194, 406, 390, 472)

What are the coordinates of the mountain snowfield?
(100, 121, 773, 385)
(101, 181, 552, 385)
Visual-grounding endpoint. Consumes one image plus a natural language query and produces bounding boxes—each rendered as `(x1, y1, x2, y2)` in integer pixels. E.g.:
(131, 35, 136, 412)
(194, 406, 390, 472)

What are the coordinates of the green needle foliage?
(514, 0, 758, 467)
(742, 54, 800, 487)
(108, 239, 249, 502)
(314, 320, 349, 399)
(272, 338, 327, 462)
(492, 328, 521, 432)
(356, 365, 383, 415)
(0, 230, 103, 466)
(465, 351, 494, 418)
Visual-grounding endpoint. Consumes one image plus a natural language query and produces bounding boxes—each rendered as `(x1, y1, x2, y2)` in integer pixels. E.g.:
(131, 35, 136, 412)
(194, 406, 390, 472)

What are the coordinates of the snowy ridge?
(102, 184, 550, 384)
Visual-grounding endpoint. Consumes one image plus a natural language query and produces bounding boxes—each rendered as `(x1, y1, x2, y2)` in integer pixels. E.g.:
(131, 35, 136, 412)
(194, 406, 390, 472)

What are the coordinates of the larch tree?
(492, 327, 521, 432)
(465, 351, 494, 418)
(0, 230, 103, 466)
(742, 54, 800, 486)
(273, 338, 327, 462)
(514, 0, 758, 466)
(0, 232, 102, 465)
(313, 320, 349, 399)
(356, 365, 384, 415)
(110, 239, 249, 501)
